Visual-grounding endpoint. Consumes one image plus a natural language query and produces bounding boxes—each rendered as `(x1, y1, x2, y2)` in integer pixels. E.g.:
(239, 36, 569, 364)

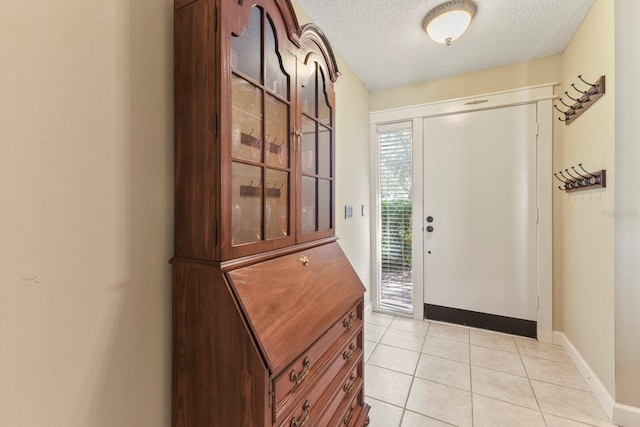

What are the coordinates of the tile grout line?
(399, 320, 429, 425)
(388, 316, 421, 427)
(367, 315, 612, 426)
(517, 340, 548, 425)
(401, 322, 461, 427)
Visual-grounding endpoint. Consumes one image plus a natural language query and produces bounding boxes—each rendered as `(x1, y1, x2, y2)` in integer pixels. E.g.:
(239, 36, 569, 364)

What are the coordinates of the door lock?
(426, 226, 434, 232)
(426, 216, 434, 223)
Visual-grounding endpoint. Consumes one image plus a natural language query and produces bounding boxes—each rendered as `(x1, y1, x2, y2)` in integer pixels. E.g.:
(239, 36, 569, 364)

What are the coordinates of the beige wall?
(554, 0, 616, 396)
(0, 1, 371, 426)
(333, 58, 373, 305)
(371, 55, 562, 112)
(0, 1, 174, 426)
(615, 0, 640, 409)
(292, 1, 373, 305)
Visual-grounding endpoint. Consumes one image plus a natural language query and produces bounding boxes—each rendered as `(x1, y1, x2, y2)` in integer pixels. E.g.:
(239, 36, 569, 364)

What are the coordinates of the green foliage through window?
(381, 199, 412, 266)
(378, 126, 413, 313)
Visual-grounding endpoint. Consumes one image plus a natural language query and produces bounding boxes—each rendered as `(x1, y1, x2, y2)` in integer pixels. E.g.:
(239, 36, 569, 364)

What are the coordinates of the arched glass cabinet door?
(229, 6, 295, 254)
(298, 58, 335, 242)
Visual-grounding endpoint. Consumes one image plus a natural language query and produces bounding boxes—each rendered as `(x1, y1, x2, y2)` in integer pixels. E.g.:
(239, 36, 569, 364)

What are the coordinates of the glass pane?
(379, 126, 413, 314)
(232, 162, 263, 245)
(318, 179, 331, 230)
(265, 16, 288, 99)
(301, 176, 316, 234)
(318, 69, 331, 126)
(265, 169, 289, 239)
(232, 76, 263, 162)
(265, 94, 288, 167)
(318, 125, 331, 177)
(301, 116, 316, 175)
(301, 63, 317, 117)
(231, 7, 262, 82)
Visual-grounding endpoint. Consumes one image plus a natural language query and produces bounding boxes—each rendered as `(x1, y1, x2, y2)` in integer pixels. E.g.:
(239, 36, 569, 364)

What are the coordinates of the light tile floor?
(364, 312, 618, 427)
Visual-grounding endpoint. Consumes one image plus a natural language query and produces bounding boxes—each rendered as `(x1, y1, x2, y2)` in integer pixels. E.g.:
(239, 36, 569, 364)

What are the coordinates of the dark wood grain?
(299, 23, 340, 82)
(175, 0, 197, 10)
(272, 309, 359, 412)
(174, 0, 220, 261)
(175, 0, 341, 262)
(172, 261, 269, 427)
(173, 0, 368, 425)
(226, 242, 365, 373)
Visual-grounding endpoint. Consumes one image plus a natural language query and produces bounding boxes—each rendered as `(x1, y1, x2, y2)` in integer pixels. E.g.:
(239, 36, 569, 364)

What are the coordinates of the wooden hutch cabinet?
(172, 0, 370, 425)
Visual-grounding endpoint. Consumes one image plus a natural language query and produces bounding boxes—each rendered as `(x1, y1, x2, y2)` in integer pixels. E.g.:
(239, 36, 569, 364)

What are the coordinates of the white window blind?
(377, 122, 413, 313)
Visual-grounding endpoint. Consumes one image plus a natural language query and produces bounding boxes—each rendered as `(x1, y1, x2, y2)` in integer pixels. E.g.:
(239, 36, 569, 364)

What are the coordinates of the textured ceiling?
(295, 0, 596, 92)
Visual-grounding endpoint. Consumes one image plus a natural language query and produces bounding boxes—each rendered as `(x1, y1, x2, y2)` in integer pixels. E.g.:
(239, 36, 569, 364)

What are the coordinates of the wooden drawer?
(314, 359, 363, 427)
(329, 386, 367, 427)
(273, 303, 362, 418)
(277, 353, 363, 427)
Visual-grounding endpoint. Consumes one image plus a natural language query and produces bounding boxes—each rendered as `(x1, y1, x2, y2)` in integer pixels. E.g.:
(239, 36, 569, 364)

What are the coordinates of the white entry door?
(423, 104, 538, 324)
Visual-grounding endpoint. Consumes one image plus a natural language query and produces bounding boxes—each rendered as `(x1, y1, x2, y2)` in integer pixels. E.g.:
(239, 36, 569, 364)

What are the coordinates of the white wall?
(615, 0, 640, 409)
(0, 1, 173, 426)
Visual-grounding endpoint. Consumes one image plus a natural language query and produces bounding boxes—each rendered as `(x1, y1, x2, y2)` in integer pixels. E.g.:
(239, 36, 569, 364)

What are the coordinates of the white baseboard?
(553, 331, 640, 426)
(364, 302, 373, 317)
(614, 403, 640, 427)
(553, 331, 615, 420)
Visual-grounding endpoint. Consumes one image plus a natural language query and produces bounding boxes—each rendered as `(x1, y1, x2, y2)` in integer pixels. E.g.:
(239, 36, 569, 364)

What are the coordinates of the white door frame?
(370, 83, 555, 342)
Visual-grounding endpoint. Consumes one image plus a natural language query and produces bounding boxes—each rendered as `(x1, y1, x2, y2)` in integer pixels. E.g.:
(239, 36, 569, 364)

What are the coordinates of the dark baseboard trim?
(424, 304, 537, 339)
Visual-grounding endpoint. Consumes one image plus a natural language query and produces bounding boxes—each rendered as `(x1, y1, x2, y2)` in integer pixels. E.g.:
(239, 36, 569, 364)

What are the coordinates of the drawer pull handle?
(342, 343, 356, 362)
(343, 373, 356, 395)
(290, 400, 310, 427)
(289, 356, 311, 385)
(343, 312, 356, 329)
(343, 404, 356, 426)
(299, 255, 309, 266)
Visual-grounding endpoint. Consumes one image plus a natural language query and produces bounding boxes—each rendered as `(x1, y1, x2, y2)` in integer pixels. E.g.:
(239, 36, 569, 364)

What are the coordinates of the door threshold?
(424, 304, 537, 339)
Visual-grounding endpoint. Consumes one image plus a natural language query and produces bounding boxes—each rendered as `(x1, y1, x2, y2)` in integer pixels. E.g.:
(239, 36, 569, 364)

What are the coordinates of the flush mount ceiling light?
(423, 0, 477, 46)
